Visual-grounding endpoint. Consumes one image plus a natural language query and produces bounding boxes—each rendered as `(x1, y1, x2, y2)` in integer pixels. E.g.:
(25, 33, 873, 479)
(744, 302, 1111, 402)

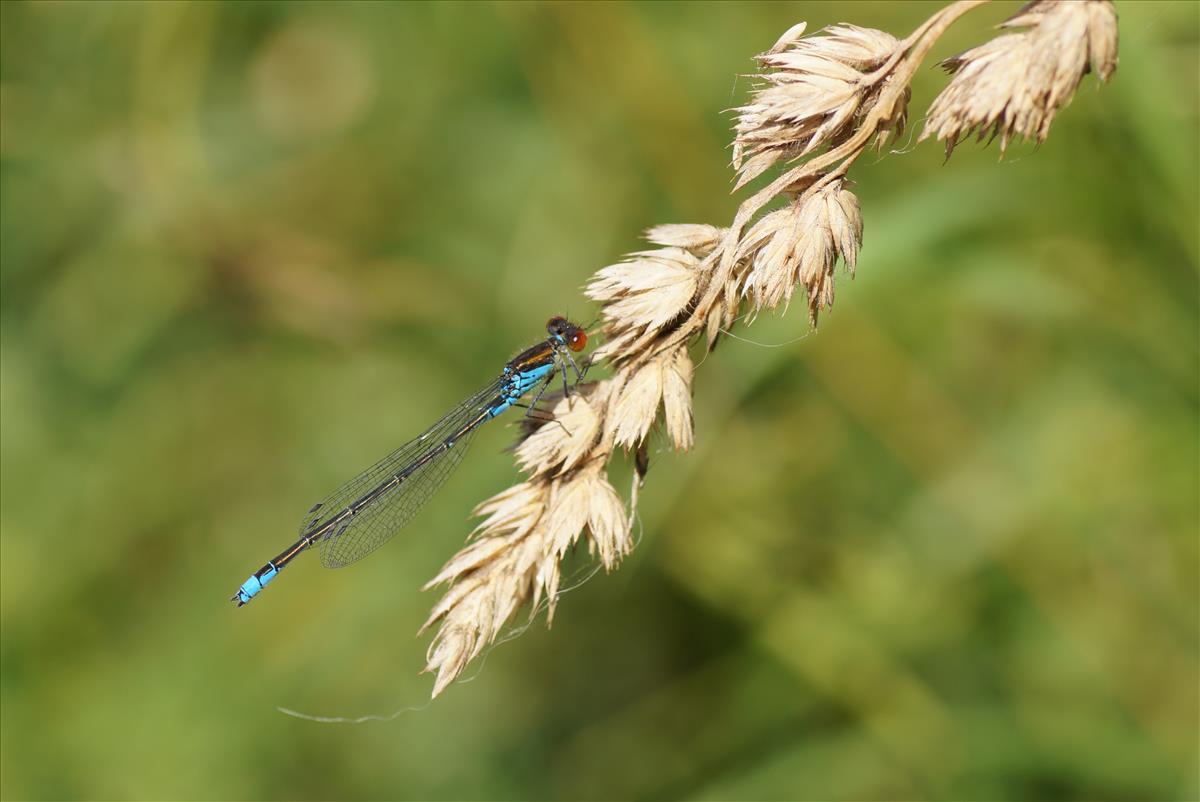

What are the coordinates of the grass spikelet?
(735, 178, 862, 324)
(419, 0, 1118, 697)
(733, 24, 906, 189)
(587, 247, 701, 363)
(921, 0, 1119, 156)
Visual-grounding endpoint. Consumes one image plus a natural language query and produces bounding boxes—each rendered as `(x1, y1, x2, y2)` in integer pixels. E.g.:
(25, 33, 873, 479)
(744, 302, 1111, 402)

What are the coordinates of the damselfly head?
(547, 316, 588, 352)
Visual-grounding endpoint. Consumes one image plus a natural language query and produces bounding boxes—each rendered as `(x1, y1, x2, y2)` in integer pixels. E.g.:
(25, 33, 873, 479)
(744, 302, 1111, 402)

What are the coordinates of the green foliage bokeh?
(1, 2, 1196, 800)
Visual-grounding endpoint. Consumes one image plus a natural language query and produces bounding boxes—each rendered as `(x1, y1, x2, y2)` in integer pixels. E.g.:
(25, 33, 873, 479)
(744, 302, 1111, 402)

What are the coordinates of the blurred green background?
(1, 1, 1196, 800)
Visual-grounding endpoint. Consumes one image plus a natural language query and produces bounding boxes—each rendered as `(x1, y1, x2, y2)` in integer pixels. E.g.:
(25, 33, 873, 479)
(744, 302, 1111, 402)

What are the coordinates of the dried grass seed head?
(423, 481, 547, 592)
(1006, 0, 1119, 82)
(733, 24, 904, 189)
(643, 223, 725, 255)
(608, 344, 695, 451)
(422, 458, 634, 697)
(586, 246, 701, 364)
(611, 355, 667, 449)
(660, 345, 695, 451)
(737, 179, 862, 324)
(422, 482, 551, 695)
(921, 0, 1118, 156)
(514, 390, 603, 477)
(545, 466, 630, 571)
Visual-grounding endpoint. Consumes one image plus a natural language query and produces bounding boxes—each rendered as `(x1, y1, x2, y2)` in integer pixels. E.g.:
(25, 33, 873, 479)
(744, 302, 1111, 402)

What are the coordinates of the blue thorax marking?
(515, 362, 554, 391)
(487, 359, 557, 419)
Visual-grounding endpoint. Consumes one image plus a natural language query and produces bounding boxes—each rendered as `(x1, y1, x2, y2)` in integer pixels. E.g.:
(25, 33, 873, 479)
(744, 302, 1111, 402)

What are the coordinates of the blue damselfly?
(231, 316, 589, 606)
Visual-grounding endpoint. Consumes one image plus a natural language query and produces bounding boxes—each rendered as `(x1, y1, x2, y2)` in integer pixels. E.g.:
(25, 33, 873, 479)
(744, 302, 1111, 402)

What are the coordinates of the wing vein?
(298, 376, 508, 569)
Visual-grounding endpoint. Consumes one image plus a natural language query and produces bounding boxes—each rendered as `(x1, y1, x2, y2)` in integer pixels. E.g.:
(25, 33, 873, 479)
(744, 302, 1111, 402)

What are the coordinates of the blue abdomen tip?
(236, 564, 279, 605)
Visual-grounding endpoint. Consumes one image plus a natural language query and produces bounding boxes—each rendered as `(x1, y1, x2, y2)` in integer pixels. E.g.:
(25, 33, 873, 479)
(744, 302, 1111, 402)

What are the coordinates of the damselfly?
(231, 316, 589, 606)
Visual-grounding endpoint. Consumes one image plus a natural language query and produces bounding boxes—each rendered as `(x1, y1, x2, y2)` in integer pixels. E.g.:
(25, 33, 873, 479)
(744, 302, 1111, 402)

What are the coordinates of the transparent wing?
(297, 378, 505, 569)
(318, 423, 482, 569)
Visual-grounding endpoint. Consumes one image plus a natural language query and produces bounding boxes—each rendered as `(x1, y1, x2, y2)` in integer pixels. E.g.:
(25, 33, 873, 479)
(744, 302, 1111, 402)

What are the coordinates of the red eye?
(568, 330, 587, 352)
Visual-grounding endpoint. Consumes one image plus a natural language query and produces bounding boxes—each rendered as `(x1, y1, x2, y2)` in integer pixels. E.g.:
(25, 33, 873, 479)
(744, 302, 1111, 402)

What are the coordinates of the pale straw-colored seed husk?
(736, 179, 862, 324)
(733, 23, 906, 189)
(921, 0, 1118, 155)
